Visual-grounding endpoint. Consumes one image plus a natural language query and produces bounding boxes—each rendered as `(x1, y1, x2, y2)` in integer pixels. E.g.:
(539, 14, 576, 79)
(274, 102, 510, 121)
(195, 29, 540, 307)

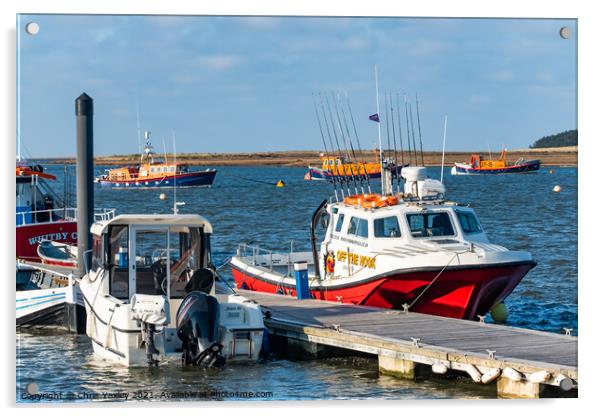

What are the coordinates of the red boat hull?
(16, 221, 78, 262)
(231, 261, 535, 320)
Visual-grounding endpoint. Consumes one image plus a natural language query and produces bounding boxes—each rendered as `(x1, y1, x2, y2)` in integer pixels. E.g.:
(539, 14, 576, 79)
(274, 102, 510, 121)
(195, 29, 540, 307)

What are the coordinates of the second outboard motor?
(176, 269, 224, 368)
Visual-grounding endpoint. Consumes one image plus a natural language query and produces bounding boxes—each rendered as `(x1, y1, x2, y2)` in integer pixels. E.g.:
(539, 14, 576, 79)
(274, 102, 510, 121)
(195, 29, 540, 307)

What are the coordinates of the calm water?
(16, 164, 577, 402)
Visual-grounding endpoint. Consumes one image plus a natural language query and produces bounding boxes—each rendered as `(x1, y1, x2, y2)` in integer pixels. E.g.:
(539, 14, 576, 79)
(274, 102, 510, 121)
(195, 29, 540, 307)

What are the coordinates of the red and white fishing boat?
(16, 163, 78, 262)
(230, 165, 536, 321)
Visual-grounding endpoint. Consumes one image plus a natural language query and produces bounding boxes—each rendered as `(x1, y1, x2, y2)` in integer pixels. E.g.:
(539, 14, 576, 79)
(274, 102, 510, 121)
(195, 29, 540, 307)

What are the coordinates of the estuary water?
(16, 165, 577, 402)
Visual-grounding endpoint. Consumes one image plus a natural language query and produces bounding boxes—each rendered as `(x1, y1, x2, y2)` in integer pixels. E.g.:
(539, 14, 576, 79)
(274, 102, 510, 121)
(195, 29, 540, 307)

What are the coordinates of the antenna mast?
(135, 98, 142, 155)
(374, 65, 384, 193)
(440, 115, 448, 183)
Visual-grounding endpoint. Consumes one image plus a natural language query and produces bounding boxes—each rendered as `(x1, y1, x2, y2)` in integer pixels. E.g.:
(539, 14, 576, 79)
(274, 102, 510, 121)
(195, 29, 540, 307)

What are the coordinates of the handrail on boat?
(16, 207, 77, 225)
(236, 241, 298, 276)
(93, 208, 116, 222)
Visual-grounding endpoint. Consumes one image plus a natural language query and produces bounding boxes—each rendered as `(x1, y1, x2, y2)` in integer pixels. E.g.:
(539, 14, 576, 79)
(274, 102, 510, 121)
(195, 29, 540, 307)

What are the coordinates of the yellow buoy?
(276, 180, 285, 187)
(159, 193, 167, 200)
(553, 185, 562, 193)
(490, 302, 509, 323)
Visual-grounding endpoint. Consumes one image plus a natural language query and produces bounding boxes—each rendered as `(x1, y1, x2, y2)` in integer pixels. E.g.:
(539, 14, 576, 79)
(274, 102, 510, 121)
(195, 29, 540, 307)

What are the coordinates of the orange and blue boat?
(95, 132, 217, 188)
(451, 148, 540, 175)
(305, 154, 403, 181)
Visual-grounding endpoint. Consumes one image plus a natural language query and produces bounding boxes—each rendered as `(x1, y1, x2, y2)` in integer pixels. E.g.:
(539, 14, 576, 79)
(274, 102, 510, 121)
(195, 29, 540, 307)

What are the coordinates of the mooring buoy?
(490, 302, 509, 323)
(553, 185, 562, 193)
(276, 180, 285, 187)
(159, 193, 167, 200)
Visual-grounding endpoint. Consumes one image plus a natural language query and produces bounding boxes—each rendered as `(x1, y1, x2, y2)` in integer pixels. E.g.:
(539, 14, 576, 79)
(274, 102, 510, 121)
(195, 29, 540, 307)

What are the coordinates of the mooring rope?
(408, 248, 470, 310)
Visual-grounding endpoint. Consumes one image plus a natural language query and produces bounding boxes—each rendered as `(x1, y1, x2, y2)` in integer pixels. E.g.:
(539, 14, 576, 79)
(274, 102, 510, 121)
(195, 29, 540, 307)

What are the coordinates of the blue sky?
(17, 15, 577, 157)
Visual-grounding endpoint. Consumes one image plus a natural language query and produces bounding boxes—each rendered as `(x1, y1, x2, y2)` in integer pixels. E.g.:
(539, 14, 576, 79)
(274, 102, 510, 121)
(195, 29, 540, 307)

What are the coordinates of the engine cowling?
(176, 291, 224, 368)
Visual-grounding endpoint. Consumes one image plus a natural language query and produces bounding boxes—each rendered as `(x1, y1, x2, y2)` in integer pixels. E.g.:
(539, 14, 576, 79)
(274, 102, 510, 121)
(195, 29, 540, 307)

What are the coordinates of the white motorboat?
(78, 213, 265, 367)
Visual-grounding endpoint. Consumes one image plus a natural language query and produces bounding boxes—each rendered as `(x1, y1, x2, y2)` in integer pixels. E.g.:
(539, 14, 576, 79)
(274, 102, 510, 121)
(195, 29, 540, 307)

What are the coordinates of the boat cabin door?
(126, 224, 206, 322)
(129, 226, 172, 300)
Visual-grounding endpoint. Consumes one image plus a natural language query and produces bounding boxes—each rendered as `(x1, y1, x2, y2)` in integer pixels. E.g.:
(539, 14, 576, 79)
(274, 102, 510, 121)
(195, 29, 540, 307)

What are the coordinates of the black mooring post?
(75, 93, 94, 277)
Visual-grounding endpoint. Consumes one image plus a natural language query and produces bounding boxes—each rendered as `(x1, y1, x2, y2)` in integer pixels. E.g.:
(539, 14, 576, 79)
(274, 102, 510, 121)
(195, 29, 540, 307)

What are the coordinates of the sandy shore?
(40, 147, 577, 167)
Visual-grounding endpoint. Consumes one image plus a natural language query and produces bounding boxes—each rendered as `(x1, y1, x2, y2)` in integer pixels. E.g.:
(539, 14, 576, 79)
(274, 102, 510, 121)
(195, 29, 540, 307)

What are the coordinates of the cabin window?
(374, 216, 401, 238)
(91, 234, 105, 271)
(134, 229, 170, 296)
(456, 210, 482, 234)
(335, 214, 345, 233)
(108, 225, 129, 299)
(150, 167, 155, 173)
(406, 212, 455, 238)
(169, 226, 203, 298)
(348, 217, 369, 238)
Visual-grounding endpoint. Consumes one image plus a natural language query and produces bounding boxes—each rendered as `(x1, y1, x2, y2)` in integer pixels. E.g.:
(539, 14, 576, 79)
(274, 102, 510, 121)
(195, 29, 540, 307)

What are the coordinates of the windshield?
(406, 212, 455, 238)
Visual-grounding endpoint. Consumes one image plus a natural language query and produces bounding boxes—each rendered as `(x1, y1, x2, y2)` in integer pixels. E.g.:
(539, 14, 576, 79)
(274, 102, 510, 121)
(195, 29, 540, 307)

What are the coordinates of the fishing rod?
(334, 91, 365, 195)
(312, 93, 340, 201)
(324, 93, 354, 196)
(344, 92, 372, 194)
(319, 92, 350, 198)
(383, 93, 394, 196)
(388, 92, 401, 195)
(404, 95, 414, 166)
(409, 102, 419, 166)
(320, 93, 347, 199)
(415, 93, 425, 166)
(395, 93, 405, 192)
(384, 92, 393, 166)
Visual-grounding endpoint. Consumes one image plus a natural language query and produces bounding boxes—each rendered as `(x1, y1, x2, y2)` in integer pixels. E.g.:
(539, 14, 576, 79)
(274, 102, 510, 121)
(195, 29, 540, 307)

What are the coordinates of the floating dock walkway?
(237, 289, 577, 399)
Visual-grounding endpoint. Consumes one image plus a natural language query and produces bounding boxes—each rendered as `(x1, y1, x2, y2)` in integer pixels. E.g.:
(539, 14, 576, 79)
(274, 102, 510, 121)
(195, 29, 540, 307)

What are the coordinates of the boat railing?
(93, 208, 117, 222)
(17, 207, 116, 226)
(16, 207, 77, 226)
(236, 241, 299, 276)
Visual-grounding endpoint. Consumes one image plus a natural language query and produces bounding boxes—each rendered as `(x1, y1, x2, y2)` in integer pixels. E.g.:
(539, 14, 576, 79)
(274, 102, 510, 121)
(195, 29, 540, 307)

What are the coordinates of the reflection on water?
(16, 165, 577, 402)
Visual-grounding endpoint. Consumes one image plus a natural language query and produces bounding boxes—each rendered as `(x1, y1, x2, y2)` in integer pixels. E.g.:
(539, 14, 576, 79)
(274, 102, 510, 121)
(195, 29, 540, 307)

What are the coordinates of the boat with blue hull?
(95, 131, 217, 189)
(451, 149, 540, 175)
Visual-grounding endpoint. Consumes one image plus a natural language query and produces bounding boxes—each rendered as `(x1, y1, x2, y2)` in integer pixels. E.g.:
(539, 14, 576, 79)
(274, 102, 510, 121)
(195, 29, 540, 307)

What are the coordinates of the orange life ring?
(343, 194, 364, 205)
(360, 195, 398, 209)
(344, 193, 398, 209)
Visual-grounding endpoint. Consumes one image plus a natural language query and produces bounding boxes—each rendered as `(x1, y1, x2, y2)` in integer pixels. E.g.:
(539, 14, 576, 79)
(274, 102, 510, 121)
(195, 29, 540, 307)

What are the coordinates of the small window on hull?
(348, 217, 369, 238)
(374, 216, 401, 238)
(335, 214, 345, 233)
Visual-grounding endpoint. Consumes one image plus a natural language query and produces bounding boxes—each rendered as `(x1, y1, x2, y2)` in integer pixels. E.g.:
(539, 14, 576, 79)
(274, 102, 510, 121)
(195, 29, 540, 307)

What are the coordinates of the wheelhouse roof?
(91, 214, 213, 235)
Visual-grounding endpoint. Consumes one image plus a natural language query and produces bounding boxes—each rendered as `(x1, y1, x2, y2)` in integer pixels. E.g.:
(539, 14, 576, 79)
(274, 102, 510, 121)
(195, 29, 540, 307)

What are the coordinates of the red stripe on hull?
(16, 222, 77, 261)
(232, 262, 534, 320)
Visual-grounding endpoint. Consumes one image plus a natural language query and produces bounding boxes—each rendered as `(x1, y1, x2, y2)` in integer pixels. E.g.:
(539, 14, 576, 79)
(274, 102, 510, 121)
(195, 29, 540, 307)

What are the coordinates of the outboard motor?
(176, 269, 225, 368)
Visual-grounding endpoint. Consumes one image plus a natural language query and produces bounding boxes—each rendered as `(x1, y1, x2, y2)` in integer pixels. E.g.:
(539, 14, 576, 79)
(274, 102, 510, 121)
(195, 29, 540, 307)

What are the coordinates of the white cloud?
(469, 94, 491, 104)
(490, 69, 514, 81)
(92, 27, 115, 44)
(195, 55, 244, 70)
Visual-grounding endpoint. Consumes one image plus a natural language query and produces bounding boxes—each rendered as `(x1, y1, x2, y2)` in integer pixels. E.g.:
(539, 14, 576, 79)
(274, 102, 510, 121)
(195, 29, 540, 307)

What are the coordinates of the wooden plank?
(238, 289, 578, 380)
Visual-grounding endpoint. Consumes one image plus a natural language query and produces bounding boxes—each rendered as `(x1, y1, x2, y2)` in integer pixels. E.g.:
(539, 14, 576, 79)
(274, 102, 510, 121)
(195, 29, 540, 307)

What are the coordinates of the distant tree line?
(530, 129, 577, 148)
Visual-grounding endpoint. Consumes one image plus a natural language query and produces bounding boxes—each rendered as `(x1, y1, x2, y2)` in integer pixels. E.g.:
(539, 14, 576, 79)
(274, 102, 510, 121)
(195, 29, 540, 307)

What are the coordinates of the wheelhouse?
(326, 203, 488, 247)
(90, 214, 214, 303)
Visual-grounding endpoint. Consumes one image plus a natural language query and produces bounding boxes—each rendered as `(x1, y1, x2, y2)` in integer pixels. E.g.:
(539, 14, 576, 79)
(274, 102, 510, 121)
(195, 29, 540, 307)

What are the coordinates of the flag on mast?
(369, 113, 380, 123)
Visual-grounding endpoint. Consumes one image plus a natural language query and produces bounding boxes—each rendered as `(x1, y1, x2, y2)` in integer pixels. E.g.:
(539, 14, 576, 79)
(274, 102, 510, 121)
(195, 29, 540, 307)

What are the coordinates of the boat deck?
(236, 289, 577, 398)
